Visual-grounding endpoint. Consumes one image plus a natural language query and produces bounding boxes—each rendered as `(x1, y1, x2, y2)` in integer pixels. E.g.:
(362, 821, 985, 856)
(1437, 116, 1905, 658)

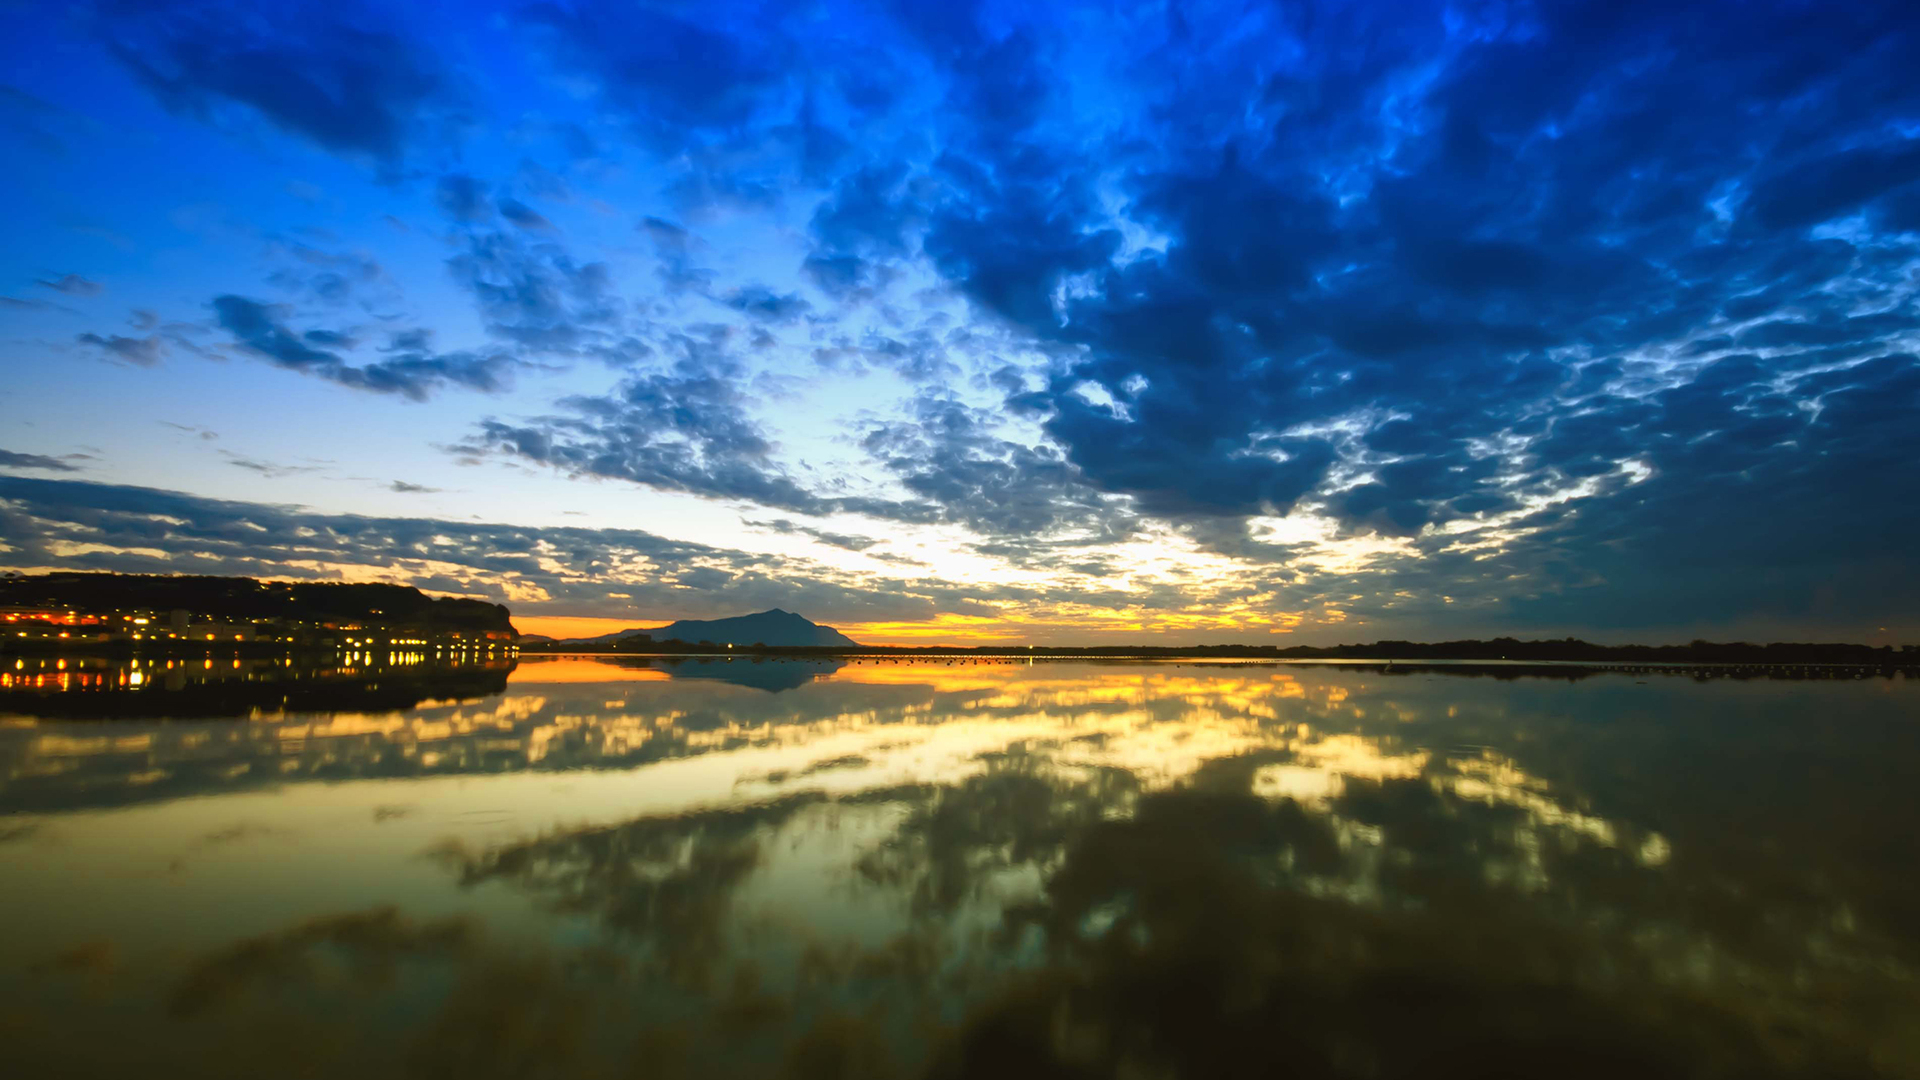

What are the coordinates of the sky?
(1, 0, 1917, 646)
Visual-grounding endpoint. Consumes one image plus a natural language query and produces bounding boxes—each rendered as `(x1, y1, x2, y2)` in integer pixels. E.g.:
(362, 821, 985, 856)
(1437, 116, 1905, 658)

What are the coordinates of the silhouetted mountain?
(653, 610, 859, 648)
(555, 627, 657, 645)
(0, 571, 514, 635)
(529, 610, 859, 650)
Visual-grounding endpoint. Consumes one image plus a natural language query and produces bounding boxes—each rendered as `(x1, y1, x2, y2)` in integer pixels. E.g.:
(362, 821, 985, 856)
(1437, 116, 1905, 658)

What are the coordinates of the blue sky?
(2, 0, 1917, 645)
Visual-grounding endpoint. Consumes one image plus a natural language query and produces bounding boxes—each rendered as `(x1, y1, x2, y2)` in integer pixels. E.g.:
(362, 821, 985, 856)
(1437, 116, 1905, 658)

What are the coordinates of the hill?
(0, 572, 514, 636)
(534, 610, 860, 649)
(651, 609, 860, 647)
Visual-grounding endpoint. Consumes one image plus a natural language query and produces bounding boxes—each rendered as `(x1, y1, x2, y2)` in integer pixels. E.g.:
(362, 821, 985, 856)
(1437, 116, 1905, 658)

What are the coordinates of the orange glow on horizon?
(517, 603, 1343, 649)
(512, 615, 668, 641)
(841, 605, 1337, 647)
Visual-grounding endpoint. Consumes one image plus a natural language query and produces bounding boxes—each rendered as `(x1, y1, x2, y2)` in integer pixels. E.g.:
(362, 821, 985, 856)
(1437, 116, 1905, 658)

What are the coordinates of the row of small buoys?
(843, 657, 1026, 664)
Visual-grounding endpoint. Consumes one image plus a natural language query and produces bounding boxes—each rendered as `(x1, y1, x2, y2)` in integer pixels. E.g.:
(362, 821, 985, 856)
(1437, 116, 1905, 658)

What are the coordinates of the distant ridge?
(545, 627, 654, 646)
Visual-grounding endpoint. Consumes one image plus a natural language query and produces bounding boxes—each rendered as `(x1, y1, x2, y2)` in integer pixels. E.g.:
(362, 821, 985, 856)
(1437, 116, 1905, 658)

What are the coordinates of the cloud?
(220, 453, 325, 479)
(263, 242, 385, 304)
(637, 216, 712, 295)
(0, 450, 82, 473)
(389, 480, 442, 494)
(35, 273, 103, 296)
(519, 2, 790, 146)
(751, 518, 882, 552)
(99, 0, 449, 162)
(497, 198, 554, 232)
(1747, 141, 1920, 229)
(861, 392, 1134, 545)
(76, 332, 163, 366)
(804, 162, 922, 299)
(0, 83, 80, 156)
(7, 0, 1919, 642)
(722, 285, 810, 323)
(434, 183, 622, 357)
(467, 332, 856, 516)
(433, 173, 490, 223)
(211, 295, 513, 400)
(212, 295, 340, 369)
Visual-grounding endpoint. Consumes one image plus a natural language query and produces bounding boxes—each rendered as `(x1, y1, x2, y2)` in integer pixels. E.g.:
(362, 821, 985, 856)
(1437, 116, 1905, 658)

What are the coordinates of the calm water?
(2, 655, 1917, 1078)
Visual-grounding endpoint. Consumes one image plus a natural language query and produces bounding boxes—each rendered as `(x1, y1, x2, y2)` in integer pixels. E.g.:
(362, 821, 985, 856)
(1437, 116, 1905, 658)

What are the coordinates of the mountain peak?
(541, 609, 858, 648)
(651, 609, 858, 648)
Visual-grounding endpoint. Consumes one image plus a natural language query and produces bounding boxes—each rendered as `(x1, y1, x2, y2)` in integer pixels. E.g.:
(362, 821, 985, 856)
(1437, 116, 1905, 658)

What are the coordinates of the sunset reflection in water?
(2, 657, 1917, 1078)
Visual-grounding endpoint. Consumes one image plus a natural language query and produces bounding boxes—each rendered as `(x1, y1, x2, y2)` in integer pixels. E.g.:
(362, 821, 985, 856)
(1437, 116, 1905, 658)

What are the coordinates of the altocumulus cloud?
(10, 0, 1920, 639)
(470, 0, 1920, 633)
(211, 296, 513, 400)
(95, 0, 452, 163)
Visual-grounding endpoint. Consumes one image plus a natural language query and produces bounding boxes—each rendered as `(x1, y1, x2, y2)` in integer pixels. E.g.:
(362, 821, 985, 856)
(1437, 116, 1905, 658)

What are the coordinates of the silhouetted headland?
(1, 571, 515, 657)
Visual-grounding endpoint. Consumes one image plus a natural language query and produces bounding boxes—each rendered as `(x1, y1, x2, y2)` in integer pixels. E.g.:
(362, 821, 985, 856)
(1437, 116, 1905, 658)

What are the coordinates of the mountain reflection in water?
(2, 657, 1917, 1078)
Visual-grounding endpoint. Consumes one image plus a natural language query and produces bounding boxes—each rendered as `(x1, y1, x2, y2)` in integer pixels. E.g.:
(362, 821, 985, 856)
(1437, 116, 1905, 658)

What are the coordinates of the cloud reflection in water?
(2, 659, 1917, 1077)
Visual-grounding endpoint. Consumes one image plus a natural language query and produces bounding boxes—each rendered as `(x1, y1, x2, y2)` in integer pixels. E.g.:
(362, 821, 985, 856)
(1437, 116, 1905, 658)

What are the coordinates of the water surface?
(3, 656, 1917, 1078)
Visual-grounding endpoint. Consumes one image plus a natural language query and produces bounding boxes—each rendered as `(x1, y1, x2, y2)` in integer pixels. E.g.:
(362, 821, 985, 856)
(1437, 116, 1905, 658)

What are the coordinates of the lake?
(3, 655, 1917, 1078)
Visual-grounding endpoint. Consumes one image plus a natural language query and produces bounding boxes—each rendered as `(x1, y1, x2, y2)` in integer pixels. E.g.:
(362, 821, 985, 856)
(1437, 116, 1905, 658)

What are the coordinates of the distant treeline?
(525, 635, 1919, 665)
(0, 572, 513, 633)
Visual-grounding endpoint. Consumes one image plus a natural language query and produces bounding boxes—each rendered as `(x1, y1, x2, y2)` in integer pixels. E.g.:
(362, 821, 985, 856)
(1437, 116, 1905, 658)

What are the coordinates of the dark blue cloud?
(97, 0, 448, 161)
(805, 162, 921, 298)
(497, 198, 555, 232)
(35, 273, 103, 296)
(467, 329, 891, 518)
(860, 391, 1130, 544)
(434, 174, 492, 223)
(212, 296, 512, 400)
(519, 2, 789, 140)
(431, 177, 625, 357)
(451, 235, 621, 355)
(0, 450, 81, 473)
(212, 295, 338, 370)
(1748, 142, 1920, 229)
(76, 333, 163, 366)
(723, 285, 810, 323)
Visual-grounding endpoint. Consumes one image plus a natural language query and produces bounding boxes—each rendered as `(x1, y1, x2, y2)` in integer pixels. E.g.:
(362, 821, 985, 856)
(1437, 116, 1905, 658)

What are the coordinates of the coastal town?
(0, 573, 520, 660)
(2, 603, 516, 654)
